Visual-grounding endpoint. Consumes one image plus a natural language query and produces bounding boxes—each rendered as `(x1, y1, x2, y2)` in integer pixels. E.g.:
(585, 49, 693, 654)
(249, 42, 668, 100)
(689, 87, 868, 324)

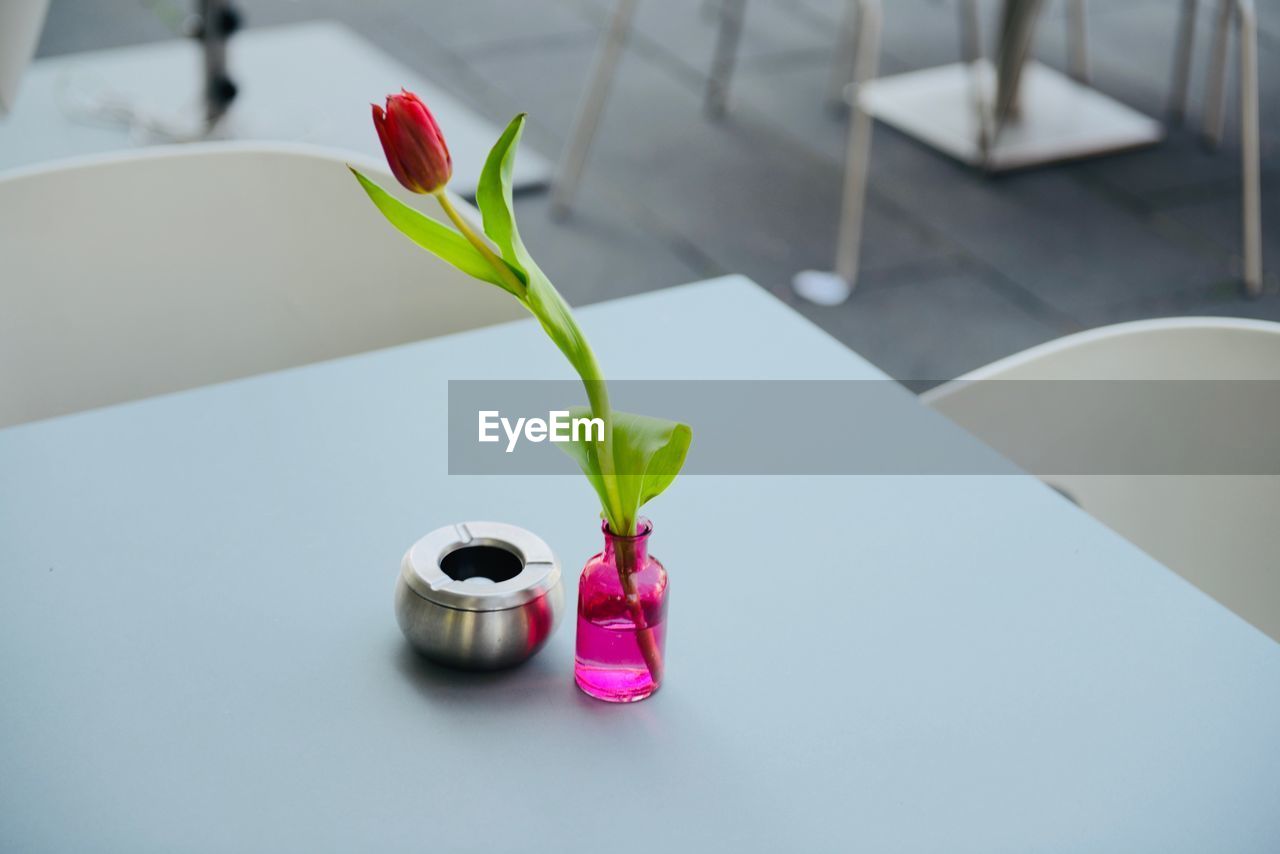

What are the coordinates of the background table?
(2, 277, 1277, 853)
(1, 22, 552, 196)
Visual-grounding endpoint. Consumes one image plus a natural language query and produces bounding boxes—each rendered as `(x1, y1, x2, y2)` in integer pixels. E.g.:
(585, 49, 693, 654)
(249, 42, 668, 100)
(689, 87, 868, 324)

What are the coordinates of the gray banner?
(447, 380, 1280, 475)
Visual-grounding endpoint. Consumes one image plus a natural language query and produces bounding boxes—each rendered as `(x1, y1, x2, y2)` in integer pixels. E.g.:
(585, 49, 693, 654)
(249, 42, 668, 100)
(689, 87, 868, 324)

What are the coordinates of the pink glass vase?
(574, 519, 668, 702)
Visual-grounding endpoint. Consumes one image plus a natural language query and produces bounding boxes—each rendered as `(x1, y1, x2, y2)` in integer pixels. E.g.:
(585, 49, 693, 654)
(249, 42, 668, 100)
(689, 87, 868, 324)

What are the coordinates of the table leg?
(1237, 0, 1262, 295)
(704, 0, 747, 119)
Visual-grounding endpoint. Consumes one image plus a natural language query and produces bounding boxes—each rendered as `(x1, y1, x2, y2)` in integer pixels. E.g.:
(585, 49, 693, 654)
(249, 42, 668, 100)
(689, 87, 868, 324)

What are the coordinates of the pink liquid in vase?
(575, 519, 668, 702)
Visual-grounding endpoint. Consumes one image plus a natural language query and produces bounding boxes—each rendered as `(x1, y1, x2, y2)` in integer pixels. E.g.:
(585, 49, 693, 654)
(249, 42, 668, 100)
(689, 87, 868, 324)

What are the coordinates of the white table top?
(2, 277, 1277, 853)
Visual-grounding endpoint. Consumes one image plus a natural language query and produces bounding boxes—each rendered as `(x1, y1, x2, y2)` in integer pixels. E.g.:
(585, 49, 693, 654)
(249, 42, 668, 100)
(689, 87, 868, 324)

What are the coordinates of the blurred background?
(11, 0, 1279, 380)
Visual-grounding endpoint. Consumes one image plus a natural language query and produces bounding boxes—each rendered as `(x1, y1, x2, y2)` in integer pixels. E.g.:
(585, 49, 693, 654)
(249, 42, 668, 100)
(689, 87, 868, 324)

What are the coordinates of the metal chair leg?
(958, 0, 982, 63)
(704, 0, 746, 119)
(826, 0, 863, 111)
(1237, 0, 1262, 294)
(993, 0, 1045, 130)
(956, 0, 991, 164)
(1066, 0, 1090, 84)
(1202, 0, 1231, 148)
(1168, 0, 1198, 124)
(983, 0, 1045, 170)
(792, 0, 881, 305)
(834, 0, 883, 288)
(550, 0, 638, 218)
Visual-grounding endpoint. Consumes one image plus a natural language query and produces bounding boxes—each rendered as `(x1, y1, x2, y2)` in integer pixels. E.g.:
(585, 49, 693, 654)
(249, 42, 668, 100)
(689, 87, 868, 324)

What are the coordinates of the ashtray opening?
(440, 544, 523, 584)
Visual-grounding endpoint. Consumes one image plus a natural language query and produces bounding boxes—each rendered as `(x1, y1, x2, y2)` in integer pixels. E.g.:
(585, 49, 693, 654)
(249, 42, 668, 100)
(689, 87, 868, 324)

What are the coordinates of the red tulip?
(371, 89, 452, 194)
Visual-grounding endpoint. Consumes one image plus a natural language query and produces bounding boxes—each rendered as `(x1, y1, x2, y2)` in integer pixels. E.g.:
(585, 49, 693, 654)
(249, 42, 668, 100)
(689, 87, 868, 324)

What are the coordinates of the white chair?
(0, 143, 523, 428)
(922, 318, 1280, 643)
(549, 0, 882, 219)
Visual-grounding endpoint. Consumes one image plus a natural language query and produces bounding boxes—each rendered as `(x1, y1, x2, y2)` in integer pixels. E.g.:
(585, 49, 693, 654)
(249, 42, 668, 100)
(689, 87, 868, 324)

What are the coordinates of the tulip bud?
(371, 89, 452, 194)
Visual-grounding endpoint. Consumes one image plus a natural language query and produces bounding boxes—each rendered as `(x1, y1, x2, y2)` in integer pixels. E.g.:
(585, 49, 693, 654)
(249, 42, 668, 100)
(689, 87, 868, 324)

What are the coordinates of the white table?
(0, 22, 551, 196)
(2, 277, 1277, 852)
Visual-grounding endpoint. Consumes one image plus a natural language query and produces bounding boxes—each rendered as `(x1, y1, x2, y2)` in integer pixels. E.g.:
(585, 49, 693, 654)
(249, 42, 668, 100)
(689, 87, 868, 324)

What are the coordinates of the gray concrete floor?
(32, 0, 1280, 380)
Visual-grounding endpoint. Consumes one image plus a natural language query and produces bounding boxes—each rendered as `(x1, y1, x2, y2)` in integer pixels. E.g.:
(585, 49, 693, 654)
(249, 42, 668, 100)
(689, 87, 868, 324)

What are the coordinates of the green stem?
(435, 186, 649, 675)
(576, 347, 629, 535)
(432, 190, 527, 300)
(615, 535, 663, 683)
(433, 190, 628, 533)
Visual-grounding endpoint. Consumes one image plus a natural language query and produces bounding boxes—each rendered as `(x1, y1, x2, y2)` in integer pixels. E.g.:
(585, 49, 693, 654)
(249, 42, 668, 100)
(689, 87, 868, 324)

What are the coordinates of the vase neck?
(602, 519, 651, 564)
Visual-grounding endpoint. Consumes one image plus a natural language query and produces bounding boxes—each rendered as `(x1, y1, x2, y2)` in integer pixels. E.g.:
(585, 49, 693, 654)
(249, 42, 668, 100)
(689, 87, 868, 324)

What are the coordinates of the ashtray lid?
(400, 521, 560, 612)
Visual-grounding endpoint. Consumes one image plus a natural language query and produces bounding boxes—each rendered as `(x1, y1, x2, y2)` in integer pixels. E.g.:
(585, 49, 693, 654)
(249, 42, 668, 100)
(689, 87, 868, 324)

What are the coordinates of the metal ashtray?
(395, 522, 564, 670)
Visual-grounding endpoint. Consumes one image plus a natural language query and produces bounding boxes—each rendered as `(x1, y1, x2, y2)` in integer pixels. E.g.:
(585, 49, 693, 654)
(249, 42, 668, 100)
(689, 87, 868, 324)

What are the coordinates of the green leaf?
(557, 414, 611, 518)
(474, 117, 607, 470)
(475, 118, 597, 384)
(474, 117, 697, 532)
(348, 167, 522, 298)
(561, 407, 693, 530)
(475, 114, 535, 279)
(613, 411, 693, 511)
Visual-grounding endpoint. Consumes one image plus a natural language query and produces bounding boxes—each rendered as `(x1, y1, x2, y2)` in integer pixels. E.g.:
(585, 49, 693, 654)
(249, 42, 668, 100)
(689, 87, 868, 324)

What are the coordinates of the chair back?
(0, 144, 522, 428)
(923, 318, 1280, 642)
